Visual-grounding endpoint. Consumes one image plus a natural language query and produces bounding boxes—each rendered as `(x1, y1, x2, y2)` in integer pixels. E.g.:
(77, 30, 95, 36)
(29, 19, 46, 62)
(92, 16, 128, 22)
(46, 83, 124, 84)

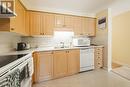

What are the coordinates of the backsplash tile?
(22, 31, 74, 48)
(22, 36, 73, 48)
(0, 32, 21, 53)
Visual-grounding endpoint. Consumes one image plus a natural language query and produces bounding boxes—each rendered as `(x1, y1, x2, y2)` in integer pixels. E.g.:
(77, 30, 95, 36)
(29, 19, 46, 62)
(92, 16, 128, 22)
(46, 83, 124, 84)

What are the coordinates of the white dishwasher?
(80, 48, 94, 72)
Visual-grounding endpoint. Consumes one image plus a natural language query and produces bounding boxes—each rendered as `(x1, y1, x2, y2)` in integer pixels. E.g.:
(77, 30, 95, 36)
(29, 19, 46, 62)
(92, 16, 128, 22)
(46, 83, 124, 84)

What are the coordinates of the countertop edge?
(0, 45, 104, 56)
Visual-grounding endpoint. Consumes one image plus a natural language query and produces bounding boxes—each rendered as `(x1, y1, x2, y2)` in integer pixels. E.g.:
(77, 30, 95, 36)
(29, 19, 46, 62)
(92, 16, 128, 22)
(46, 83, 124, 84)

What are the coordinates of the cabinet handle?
(66, 51, 69, 53)
(87, 34, 90, 36)
(80, 34, 83, 35)
(63, 25, 66, 27)
(98, 63, 101, 65)
(11, 28, 15, 31)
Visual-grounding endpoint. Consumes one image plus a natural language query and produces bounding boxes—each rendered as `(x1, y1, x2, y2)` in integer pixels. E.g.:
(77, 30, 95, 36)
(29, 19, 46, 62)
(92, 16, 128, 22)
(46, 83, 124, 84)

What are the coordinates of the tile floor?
(33, 69, 130, 87)
(112, 66, 130, 80)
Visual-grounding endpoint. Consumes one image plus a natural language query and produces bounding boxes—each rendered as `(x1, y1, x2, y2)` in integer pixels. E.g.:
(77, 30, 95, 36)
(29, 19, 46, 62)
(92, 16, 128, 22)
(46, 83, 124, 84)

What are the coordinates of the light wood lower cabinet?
(94, 47, 104, 69)
(54, 14, 65, 28)
(53, 51, 68, 78)
(33, 49, 80, 83)
(67, 50, 80, 75)
(33, 51, 53, 83)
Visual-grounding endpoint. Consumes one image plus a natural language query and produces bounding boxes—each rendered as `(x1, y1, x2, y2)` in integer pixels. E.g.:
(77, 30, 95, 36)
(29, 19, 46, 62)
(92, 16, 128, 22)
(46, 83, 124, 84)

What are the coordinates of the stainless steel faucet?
(60, 42, 64, 48)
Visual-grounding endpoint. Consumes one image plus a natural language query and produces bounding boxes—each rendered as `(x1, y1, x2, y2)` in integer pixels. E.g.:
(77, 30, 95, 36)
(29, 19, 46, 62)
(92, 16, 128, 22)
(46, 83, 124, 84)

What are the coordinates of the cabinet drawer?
(95, 59, 103, 67)
(95, 49, 103, 53)
(95, 47, 103, 50)
(95, 49, 102, 52)
(95, 56, 103, 60)
(95, 52, 103, 55)
(95, 53, 103, 57)
(94, 47, 103, 69)
(96, 58, 102, 62)
(96, 62, 103, 68)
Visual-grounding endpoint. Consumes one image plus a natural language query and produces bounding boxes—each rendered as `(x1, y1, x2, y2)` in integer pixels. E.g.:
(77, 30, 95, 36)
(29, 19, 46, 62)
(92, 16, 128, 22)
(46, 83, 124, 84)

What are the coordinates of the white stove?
(0, 53, 34, 87)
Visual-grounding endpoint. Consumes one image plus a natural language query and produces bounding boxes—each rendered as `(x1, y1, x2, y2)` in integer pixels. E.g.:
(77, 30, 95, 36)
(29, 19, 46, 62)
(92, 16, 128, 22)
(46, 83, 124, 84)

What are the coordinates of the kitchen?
(0, 0, 130, 87)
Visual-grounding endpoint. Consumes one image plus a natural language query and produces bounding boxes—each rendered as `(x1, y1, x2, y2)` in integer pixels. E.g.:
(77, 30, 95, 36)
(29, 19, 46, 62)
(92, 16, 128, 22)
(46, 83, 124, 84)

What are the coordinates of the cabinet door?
(53, 51, 68, 78)
(83, 17, 96, 36)
(44, 13, 55, 35)
(10, 0, 26, 35)
(64, 15, 74, 31)
(67, 50, 80, 75)
(73, 16, 83, 35)
(87, 18, 96, 36)
(55, 14, 65, 28)
(32, 52, 39, 83)
(37, 51, 53, 82)
(25, 11, 30, 36)
(82, 17, 88, 35)
(29, 11, 44, 35)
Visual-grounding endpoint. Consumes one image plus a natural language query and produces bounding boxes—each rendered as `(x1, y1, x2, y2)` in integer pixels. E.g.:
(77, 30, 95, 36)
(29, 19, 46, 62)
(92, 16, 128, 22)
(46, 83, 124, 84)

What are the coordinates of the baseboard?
(112, 60, 130, 68)
(102, 67, 112, 72)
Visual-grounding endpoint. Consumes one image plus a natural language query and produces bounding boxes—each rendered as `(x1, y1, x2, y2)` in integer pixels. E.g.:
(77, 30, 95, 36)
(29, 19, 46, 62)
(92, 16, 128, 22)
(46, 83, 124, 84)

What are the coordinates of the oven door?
(18, 59, 32, 87)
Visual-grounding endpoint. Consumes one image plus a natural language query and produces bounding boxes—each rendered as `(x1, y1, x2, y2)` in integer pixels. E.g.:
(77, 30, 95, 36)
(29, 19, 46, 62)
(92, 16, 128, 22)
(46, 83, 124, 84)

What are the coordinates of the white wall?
(112, 11, 130, 67)
(92, 9, 112, 71)
(0, 32, 21, 53)
(110, 0, 130, 16)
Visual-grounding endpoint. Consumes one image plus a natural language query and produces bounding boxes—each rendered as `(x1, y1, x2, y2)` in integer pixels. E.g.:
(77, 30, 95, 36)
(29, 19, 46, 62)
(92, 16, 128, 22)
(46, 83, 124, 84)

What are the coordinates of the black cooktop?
(0, 54, 28, 68)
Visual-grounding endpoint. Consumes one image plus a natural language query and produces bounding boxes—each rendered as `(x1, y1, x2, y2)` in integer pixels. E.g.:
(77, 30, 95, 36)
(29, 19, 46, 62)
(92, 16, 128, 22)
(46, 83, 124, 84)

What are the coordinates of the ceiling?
(21, 0, 130, 17)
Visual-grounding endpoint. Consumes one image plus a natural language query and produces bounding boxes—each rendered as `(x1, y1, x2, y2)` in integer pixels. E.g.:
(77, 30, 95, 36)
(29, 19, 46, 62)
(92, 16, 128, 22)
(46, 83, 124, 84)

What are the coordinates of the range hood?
(0, 4, 17, 18)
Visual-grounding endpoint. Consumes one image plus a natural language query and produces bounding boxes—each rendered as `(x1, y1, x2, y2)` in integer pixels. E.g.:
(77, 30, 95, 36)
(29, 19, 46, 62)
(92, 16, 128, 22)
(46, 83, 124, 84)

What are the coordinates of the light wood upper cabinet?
(87, 18, 96, 36)
(25, 11, 30, 35)
(83, 17, 96, 36)
(53, 51, 68, 78)
(64, 15, 74, 31)
(44, 13, 55, 35)
(73, 17, 96, 36)
(67, 50, 80, 75)
(29, 12, 54, 36)
(55, 14, 65, 28)
(0, 0, 28, 36)
(0, 0, 96, 37)
(73, 16, 83, 35)
(33, 51, 53, 82)
(54, 14, 74, 31)
(10, 0, 26, 35)
(29, 12, 44, 35)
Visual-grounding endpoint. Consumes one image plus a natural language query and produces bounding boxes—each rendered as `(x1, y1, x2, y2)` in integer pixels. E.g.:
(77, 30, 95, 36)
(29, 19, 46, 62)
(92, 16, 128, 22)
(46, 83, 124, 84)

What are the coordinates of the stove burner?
(0, 54, 28, 68)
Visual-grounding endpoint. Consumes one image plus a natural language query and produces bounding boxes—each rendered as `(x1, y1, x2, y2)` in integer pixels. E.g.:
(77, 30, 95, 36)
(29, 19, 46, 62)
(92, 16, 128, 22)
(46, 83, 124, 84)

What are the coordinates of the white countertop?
(0, 45, 104, 56)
